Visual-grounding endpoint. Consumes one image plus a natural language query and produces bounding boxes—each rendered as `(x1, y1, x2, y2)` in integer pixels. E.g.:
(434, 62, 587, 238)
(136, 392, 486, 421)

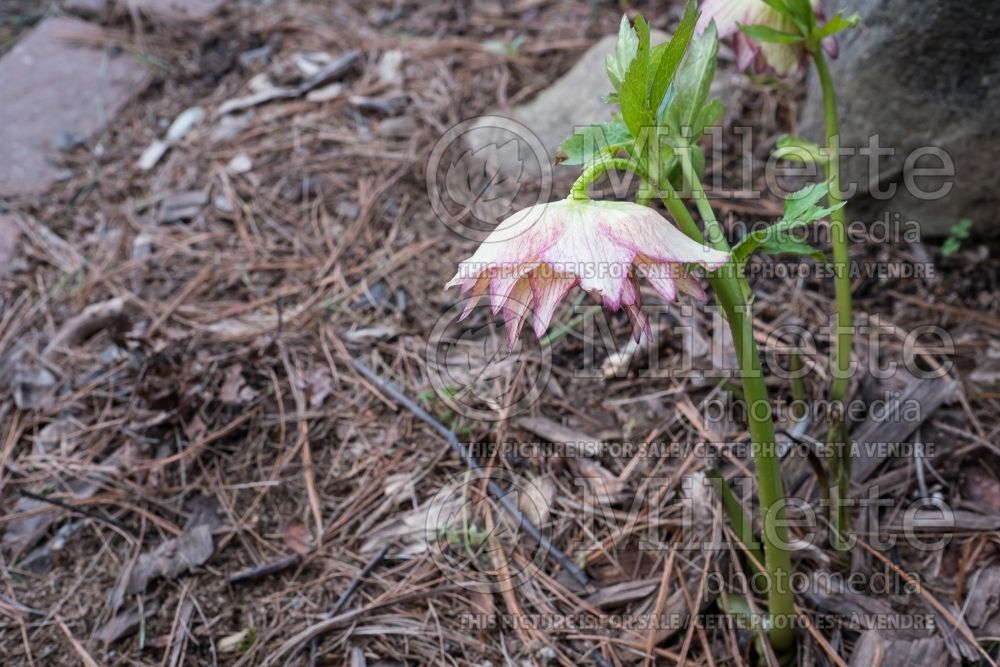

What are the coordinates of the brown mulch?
(1, 1, 998, 665)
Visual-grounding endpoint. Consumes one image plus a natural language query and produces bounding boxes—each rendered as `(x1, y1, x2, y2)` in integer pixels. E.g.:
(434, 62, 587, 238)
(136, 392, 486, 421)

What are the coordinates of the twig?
(227, 554, 301, 584)
(19, 490, 138, 537)
(326, 544, 390, 618)
(349, 357, 591, 588)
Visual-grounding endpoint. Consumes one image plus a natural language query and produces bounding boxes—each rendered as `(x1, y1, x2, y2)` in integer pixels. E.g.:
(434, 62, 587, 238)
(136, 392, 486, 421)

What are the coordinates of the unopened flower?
(697, 0, 837, 76)
(445, 199, 729, 346)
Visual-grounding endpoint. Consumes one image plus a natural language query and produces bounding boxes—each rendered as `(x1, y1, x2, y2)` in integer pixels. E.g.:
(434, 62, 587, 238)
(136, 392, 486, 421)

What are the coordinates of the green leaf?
(815, 11, 861, 39)
(738, 22, 804, 44)
(783, 0, 816, 32)
(941, 218, 973, 257)
(773, 134, 826, 165)
(606, 15, 640, 92)
(556, 121, 632, 166)
(619, 15, 654, 137)
(648, 0, 698, 112)
(782, 180, 829, 221)
(662, 22, 719, 135)
(732, 182, 846, 265)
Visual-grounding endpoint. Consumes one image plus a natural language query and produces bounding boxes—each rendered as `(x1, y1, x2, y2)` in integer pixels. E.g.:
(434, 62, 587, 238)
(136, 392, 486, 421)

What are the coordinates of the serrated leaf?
(556, 122, 632, 166)
(732, 182, 845, 265)
(739, 22, 804, 44)
(815, 11, 861, 39)
(619, 15, 654, 137)
(782, 180, 829, 221)
(773, 134, 826, 165)
(662, 22, 719, 137)
(648, 0, 698, 112)
(606, 15, 640, 92)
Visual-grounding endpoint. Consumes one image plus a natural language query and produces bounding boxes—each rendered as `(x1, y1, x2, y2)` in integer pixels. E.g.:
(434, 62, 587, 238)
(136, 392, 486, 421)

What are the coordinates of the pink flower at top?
(445, 198, 729, 346)
(698, 0, 837, 76)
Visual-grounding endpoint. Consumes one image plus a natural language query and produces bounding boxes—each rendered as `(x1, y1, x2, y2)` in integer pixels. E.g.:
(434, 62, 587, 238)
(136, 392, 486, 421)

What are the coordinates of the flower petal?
(675, 270, 708, 302)
(502, 278, 532, 347)
(459, 273, 491, 320)
(528, 267, 577, 339)
(637, 258, 678, 303)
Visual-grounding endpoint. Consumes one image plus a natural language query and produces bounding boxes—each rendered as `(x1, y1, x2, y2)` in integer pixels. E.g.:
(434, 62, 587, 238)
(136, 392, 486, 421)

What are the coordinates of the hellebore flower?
(697, 0, 837, 76)
(445, 199, 729, 346)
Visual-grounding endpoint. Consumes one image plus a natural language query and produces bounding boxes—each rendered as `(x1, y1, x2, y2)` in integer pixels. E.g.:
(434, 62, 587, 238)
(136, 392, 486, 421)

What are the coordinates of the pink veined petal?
(489, 262, 539, 314)
(538, 213, 633, 310)
(502, 279, 533, 347)
(624, 302, 652, 342)
(733, 31, 761, 72)
(697, 0, 752, 37)
(596, 207, 729, 269)
(528, 267, 577, 339)
(620, 275, 640, 307)
(445, 266, 483, 290)
(675, 270, 708, 302)
(822, 34, 839, 59)
(453, 204, 563, 272)
(459, 273, 491, 321)
(637, 258, 678, 303)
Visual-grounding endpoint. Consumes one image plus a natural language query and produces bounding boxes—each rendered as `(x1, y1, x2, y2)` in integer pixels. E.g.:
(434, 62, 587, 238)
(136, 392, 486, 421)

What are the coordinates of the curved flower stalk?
(698, 0, 838, 75)
(446, 198, 728, 346)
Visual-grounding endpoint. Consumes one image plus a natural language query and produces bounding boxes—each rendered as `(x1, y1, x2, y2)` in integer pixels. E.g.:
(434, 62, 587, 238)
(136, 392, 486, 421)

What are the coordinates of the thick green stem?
(569, 158, 638, 200)
(812, 49, 852, 551)
(662, 150, 796, 652)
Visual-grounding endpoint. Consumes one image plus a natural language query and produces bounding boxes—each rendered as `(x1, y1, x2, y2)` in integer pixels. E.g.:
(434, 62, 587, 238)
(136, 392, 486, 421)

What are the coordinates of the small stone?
(227, 153, 252, 174)
(137, 140, 170, 171)
(164, 106, 204, 143)
(305, 82, 344, 102)
(376, 49, 405, 87)
(159, 190, 209, 223)
(13, 366, 57, 410)
(376, 116, 417, 139)
(238, 45, 272, 69)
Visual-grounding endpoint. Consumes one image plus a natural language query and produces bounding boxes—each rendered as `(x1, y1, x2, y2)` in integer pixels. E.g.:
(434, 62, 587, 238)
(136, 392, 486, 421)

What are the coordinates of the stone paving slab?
(0, 16, 151, 198)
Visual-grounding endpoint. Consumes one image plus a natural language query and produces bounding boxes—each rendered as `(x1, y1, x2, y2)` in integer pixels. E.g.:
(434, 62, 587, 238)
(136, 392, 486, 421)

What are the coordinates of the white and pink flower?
(698, 0, 837, 76)
(445, 199, 729, 346)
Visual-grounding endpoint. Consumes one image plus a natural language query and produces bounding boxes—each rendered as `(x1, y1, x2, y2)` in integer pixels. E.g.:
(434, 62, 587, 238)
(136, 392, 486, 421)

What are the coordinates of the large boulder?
(800, 0, 1000, 238)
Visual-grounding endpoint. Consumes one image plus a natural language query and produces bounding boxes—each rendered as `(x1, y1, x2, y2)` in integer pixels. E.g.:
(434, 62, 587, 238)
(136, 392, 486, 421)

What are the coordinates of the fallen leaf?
(304, 368, 333, 408)
(127, 524, 213, 593)
(219, 364, 255, 404)
(13, 365, 57, 410)
(218, 628, 256, 653)
(95, 599, 162, 643)
(281, 522, 313, 556)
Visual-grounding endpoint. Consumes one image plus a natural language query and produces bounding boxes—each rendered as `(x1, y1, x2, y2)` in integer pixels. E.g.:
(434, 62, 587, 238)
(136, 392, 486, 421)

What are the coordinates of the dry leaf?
(281, 522, 313, 556)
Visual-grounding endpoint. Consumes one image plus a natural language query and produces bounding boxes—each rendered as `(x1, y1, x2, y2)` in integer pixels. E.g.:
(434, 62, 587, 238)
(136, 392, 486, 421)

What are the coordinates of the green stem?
(705, 466, 765, 567)
(664, 148, 796, 652)
(812, 48, 852, 552)
(569, 158, 638, 200)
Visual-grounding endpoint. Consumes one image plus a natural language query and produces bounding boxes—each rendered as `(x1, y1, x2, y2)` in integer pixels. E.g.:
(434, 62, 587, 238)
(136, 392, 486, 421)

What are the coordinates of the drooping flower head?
(445, 199, 729, 346)
(698, 0, 837, 76)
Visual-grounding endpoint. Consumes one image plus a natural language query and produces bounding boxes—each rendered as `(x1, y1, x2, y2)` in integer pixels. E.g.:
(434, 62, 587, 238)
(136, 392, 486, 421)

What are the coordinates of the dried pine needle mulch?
(1, 1, 999, 665)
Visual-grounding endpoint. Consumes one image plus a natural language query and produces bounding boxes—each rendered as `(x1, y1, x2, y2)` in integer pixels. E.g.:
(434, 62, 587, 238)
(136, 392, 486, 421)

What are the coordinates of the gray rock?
(466, 31, 666, 172)
(0, 17, 151, 198)
(801, 0, 1000, 238)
